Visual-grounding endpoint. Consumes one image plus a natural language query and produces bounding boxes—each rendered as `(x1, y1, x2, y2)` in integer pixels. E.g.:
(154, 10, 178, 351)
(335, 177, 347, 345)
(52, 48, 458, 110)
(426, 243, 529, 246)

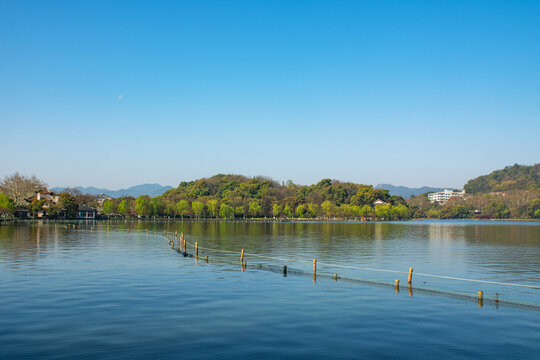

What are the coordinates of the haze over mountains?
(52, 182, 448, 199)
(52, 184, 172, 198)
(375, 184, 447, 198)
(48, 164, 539, 199)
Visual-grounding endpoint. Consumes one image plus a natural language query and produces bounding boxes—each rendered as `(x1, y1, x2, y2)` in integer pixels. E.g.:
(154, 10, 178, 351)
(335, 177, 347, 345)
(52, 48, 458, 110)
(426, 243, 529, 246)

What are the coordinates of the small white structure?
(428, 189, 465, 203)
(96, 193, 113, 206)
(30, 189, 59, 204)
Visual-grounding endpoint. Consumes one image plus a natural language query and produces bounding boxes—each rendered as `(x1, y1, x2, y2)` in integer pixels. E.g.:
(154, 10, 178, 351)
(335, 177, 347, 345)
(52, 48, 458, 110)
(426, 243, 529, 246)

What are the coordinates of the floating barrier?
(57, 224, 540, 311)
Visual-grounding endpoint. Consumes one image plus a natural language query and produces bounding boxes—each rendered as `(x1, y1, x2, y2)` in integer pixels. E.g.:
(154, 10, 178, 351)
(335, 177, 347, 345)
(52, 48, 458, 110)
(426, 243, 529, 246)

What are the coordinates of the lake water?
(1, 220, 540, 359)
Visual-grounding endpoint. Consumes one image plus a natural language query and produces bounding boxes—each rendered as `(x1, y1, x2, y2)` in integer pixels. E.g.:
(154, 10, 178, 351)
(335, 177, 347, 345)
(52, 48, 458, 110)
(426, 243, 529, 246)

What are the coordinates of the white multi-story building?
(428, 189, 466, 203)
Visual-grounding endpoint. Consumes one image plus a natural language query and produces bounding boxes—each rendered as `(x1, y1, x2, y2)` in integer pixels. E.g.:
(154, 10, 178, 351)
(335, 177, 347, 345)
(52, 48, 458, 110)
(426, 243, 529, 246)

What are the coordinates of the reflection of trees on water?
(460, 224, 540, 280)
(462, 224, 540, 246)
(0, 223, 57, 265)
(0, 222, 95, 265)
(3, 220, 539, 282)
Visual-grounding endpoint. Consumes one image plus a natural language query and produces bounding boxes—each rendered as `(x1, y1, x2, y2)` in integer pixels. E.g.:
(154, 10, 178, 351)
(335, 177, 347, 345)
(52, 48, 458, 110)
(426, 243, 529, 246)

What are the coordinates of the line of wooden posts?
(161, 230, 487, 306)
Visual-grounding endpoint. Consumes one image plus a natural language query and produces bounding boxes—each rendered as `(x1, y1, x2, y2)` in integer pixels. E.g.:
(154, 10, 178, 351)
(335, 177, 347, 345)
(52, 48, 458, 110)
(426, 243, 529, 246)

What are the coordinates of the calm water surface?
(1, 220, 539, 359)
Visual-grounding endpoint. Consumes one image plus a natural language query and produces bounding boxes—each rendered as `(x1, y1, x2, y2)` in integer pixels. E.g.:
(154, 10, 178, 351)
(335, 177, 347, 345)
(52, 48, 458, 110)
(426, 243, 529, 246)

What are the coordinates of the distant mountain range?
(375, 184, 447, 198)
(52, 183, 173, 198)
(51, 182, 446, 199)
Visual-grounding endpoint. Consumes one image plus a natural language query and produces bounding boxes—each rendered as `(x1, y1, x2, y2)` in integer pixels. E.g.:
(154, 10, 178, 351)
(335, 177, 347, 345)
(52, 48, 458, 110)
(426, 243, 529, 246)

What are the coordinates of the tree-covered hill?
(464, 163, 540, 194)
(151, 174, 408, 219)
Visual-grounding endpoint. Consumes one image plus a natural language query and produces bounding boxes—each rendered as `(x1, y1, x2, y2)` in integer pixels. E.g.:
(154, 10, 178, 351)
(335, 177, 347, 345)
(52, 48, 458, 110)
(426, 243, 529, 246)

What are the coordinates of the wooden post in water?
(183, 237, 186, 255)
(395, 279, 400, 288)
(478, 291, 484, 307)
(283, 265, 287, 275)
(205, 255, 208, 263)
(241, 249, 245, 264)
(313, 259, 317, 274)
(195, 242, 198, 258)
(408, 267, 413, 284)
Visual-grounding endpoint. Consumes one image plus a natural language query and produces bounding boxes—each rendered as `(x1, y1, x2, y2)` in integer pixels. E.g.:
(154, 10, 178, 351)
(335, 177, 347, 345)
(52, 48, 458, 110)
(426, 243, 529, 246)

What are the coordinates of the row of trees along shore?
(101, 175, 410, 220)
(407, 164, 540, 219)
(1, 166, 539, 220)
(407, 190, 540, 219)
(0, 173, 99, 218)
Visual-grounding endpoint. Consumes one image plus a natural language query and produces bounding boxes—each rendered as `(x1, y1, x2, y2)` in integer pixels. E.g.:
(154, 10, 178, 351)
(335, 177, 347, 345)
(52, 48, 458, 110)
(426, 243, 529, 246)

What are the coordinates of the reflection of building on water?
(36, 222, 40, 251)
(374, 222, 384, 241)
(428, 223, 466, 244)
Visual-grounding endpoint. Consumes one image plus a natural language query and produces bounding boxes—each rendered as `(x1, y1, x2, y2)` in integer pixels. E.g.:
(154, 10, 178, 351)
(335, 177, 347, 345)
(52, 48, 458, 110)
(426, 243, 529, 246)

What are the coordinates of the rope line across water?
(78, 227, 540, 291)
(176, 235, 540, 290)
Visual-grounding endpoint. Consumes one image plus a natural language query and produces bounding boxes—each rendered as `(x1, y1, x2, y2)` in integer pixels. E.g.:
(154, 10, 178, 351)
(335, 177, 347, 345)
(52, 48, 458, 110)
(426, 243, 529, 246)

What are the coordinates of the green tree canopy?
(58, 193, 79, 218)
(248, 201, 261, 217)
(234, 206, 244, 218)
(207, 199, 219, 218)
(295, 204, 306, 218)
(375, 204, 391, 219)
(176, 200, 190, 218)
(149, 198, 164, 217)
(135, 196, 151, 217)
(464, 163, 540, 194)
(219, 203, 234, 219)
(483, 202, 510, 219)
(192, 201, 205, 218)
(118, 200, 131, 216)
(0, 193, 15, 217)
(272, 204, 282, 217)
(321, 200, 334, 218)
(102, 200, 116, 215)
(307, 203, 319, 218)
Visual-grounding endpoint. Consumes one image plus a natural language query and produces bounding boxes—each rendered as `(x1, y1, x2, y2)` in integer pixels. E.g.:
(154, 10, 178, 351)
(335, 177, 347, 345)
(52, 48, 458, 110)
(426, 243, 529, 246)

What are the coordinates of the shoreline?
(2, 217, 539, 224)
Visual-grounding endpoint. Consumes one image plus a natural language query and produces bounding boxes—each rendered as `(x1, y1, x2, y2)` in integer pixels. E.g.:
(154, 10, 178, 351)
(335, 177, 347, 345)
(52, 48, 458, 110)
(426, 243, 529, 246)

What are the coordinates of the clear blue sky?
(1, 0, 539, 189)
